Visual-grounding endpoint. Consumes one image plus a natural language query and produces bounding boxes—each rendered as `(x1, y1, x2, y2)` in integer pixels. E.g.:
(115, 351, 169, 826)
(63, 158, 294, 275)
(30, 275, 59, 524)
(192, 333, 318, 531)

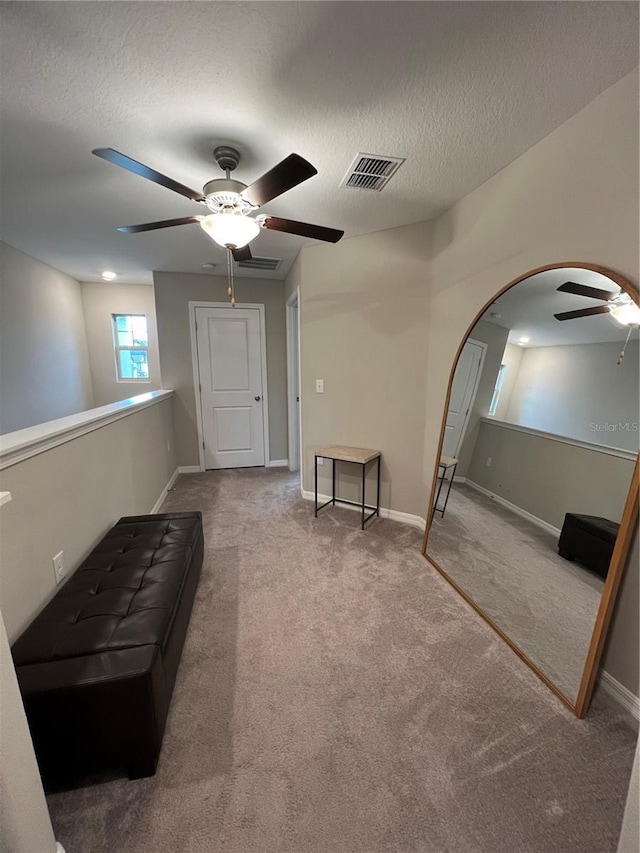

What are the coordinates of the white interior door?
(196, 306, 265, 469)
(442, 339, 485, 459)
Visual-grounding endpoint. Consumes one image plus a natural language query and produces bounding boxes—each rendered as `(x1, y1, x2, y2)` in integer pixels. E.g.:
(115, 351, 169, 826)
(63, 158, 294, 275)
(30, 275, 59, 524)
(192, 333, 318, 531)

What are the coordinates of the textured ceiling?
(0, 2, 638, 283)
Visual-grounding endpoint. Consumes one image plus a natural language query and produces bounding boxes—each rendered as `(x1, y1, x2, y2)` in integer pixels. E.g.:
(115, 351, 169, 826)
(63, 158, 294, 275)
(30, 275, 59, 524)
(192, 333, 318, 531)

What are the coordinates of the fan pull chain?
(617, 325, 634, 366)
(226, 247, 236, 307)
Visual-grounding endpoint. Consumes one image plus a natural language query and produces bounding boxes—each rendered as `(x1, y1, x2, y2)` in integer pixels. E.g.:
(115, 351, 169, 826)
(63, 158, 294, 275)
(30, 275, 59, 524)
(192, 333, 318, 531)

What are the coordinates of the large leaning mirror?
(423, 264, 639, 718)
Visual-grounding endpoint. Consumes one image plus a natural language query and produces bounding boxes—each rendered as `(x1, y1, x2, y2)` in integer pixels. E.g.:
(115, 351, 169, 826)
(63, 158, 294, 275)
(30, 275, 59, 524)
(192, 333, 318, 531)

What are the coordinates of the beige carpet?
(427, 482, 604, 703)
(47, 469, 637, 853)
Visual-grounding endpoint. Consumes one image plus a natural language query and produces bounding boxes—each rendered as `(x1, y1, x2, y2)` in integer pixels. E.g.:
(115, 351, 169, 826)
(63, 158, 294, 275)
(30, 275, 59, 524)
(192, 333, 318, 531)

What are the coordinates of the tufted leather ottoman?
(558, 513, 619, 579)
(12, 511, 203, 787)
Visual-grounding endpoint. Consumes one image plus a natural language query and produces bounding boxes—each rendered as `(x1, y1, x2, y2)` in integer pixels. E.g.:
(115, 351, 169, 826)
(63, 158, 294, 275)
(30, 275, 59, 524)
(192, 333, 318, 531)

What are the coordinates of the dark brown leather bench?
(11, 511, 203, 788)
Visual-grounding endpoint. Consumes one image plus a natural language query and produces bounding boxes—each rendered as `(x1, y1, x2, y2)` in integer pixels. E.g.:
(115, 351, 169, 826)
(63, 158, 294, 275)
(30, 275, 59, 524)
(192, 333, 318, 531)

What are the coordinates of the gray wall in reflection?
(467, 420, 634, 529)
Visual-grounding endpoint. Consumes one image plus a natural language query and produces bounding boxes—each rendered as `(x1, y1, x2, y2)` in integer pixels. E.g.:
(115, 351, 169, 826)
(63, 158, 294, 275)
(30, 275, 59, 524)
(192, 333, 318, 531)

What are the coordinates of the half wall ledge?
(0, 390, 174, 471)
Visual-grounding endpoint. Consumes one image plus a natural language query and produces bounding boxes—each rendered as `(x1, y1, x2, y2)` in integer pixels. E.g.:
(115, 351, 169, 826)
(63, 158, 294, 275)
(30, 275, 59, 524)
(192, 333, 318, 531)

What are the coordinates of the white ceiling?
(0, 2, 638, 284)
(481, 268, 633, 347)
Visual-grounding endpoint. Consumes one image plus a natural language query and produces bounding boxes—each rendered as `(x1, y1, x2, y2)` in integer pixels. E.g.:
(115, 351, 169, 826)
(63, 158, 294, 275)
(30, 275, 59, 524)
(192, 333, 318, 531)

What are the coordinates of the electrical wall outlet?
(486, 457, 492, 467)
(52, 550, 66, 585)
(315, 379, 324, 393)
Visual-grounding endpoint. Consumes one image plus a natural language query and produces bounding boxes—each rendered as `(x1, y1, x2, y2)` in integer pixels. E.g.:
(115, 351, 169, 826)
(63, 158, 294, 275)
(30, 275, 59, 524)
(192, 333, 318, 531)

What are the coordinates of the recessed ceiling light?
(201, 263, 217, 270)
(517, 336, 530, 345)
(489, 312, 502, 319)
(101, 270, 117, 280)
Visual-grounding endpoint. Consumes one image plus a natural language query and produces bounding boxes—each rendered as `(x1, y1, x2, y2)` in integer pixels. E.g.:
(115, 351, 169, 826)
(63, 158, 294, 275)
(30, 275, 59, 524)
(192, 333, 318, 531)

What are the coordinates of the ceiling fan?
(91, 144, 344, 264)
(554, 281, 640, 327)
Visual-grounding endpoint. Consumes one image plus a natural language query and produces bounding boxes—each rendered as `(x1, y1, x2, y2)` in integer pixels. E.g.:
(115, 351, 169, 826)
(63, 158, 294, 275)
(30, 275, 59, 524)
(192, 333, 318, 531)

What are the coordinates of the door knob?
(255, 395, 261, 401)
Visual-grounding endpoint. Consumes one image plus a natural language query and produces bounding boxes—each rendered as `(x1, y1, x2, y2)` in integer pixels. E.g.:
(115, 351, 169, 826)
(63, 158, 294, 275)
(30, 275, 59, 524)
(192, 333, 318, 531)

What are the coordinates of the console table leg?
(314, 455, 318, 516)
(361, 460, 366, 529)
(332, 458, 336, 505)
(376, 456, 381, 518)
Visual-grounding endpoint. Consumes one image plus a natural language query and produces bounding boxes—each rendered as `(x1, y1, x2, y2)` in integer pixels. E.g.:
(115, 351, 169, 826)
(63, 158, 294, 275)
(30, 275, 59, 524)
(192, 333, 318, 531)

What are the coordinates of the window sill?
(0, 390, 174, 471)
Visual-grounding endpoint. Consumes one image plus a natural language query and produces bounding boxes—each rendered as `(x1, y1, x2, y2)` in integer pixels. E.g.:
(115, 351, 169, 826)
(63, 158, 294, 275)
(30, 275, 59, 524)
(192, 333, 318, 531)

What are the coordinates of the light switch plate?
(315, 379, 324, 393)
(52, 550, 66, 585)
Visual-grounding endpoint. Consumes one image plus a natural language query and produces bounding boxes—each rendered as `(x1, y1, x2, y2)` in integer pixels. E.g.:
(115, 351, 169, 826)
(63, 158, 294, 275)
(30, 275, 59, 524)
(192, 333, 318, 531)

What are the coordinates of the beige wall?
(296, 71, 639, 695)
(0, 397, 176, 641)
(297, 221, 432, 513)
(467, 419, 635, 529)
(605, 534, 640, 698)
(81, 281, 162, 406)
(284, 253, 302, 305)
(0, 241, 94, 434)
(153, 271, 288, 467)
(0, 608, 56, 853)
(456, 320, 509, 479)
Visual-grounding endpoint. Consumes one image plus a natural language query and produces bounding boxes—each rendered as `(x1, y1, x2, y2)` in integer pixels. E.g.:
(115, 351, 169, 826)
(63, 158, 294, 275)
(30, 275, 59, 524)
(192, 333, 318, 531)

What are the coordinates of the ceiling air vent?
(341, 153, 405, 191)
(237, 256, 281, 272)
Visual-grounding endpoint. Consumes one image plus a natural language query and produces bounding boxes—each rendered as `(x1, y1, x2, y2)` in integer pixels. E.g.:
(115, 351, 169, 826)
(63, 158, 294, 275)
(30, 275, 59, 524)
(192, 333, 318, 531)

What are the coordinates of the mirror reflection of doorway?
(424, 264, 639, 716)
(442, 338, 486, 460)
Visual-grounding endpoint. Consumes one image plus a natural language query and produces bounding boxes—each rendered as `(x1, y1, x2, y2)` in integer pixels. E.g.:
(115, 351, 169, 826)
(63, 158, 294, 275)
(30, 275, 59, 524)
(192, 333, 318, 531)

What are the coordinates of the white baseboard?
(178, 465, 202, 474)
(150, 468, 180, 513)
(464, 479, 562, 538)
(56, 842, 67, 852)
(453, 475, 467, 484)
(268, 459, 289, 468)
(599, 670, 640, 721)
(302, 490, 426, 531)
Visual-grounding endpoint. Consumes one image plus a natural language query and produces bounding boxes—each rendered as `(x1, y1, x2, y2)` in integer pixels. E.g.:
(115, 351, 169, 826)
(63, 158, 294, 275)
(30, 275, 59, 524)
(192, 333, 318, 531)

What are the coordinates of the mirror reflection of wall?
(426, 267, 639, 711)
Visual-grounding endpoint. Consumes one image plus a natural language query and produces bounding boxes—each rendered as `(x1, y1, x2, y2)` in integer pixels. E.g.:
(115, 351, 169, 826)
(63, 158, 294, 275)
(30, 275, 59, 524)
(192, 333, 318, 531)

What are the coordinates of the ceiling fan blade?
(557, 281, 618, 301)
(262, 216, 344, 243)
(554, 305, 612, 321)
(93, 148, 205, 203)
(241, 154, 317, 207)
(116, 216, 201, 234)
(231, 245, 252, 262)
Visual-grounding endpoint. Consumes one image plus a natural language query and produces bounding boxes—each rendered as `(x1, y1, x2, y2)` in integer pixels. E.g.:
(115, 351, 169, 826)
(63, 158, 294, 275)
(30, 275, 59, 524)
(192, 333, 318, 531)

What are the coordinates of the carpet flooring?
(47, 469, 637, 853)
(427, 482, 604, 703)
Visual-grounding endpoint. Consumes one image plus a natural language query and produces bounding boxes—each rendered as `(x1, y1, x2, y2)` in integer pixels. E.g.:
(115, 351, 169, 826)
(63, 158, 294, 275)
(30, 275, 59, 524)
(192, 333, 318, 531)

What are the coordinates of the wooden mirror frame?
(422, 262, 639, 719)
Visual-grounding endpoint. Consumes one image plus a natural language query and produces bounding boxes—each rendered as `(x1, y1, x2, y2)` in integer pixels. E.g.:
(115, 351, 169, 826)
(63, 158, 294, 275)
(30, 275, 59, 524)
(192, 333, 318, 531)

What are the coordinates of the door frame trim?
(286, 287, 302, 473)
(188, 301, 270, 471)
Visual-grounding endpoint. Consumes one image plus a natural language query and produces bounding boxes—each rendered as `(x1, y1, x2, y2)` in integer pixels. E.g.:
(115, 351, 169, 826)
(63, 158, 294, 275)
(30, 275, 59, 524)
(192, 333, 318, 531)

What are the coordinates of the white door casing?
(442, 339, 486, 459)
(195, 305, 266, 469)
(286, 289, 301, 473)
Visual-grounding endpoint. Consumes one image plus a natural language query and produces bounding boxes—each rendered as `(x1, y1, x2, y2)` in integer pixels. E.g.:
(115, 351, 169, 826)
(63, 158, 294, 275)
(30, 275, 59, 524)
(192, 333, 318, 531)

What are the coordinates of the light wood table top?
(316, 445, 381, 464)
(439, 456, 459, 469)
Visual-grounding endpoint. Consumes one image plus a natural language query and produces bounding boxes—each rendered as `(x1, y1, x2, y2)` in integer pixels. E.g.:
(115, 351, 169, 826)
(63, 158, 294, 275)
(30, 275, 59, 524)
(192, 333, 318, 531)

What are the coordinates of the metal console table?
(314, 445, 381, 530)
(432, 455, 458, 520)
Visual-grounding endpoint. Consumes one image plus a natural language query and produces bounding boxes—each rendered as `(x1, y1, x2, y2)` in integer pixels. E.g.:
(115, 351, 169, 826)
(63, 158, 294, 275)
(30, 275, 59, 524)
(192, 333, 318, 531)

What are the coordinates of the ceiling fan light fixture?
(609, 299, 640, 327)
(200, 213, 261, 249)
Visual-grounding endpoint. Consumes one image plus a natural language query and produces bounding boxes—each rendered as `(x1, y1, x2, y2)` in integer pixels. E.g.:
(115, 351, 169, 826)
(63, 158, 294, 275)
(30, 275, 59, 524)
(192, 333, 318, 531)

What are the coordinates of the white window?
(489, 364, 506, 416)
(112, 314, 149, 382)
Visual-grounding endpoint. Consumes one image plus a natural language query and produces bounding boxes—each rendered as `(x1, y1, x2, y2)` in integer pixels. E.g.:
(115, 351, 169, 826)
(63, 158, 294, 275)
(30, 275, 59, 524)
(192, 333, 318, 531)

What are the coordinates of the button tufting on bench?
(11, 511, 204, 787)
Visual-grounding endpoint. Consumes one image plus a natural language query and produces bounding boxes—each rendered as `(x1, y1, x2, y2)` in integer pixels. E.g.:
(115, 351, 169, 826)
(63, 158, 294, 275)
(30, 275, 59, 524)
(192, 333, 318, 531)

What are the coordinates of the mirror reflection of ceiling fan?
(554, 281, 640, 327)
(92, 144, 344, 262)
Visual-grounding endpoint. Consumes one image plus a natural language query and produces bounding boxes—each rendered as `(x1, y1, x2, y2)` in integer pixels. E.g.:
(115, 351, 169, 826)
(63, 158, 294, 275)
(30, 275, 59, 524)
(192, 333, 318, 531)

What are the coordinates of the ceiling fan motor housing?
(203, 178, 255, 214)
